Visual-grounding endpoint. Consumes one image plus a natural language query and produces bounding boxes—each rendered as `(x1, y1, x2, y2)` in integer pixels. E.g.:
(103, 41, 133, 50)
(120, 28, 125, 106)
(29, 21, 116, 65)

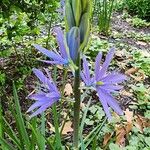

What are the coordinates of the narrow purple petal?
(101, 73, 126, 84)
(81, 72, 89, 86)
(53, 27, 68, 59)
(28, 93, 48, 101)
(98, 48, 115, 80)
(95, 52, 102, 80)
(32, 68, 56, 92)
(98, 89, 123, 115)
(99, 84, 123, 92)
(27, 101, 47, 113)
(46, 92, 60, 99)
(97, 89, 112, 120)
(33, 44, 64, 62)
(39, 60, 66, 65)
(29, 102, 51, 118)
(33, 68, 48, 84)
(83, 56, 91, 83)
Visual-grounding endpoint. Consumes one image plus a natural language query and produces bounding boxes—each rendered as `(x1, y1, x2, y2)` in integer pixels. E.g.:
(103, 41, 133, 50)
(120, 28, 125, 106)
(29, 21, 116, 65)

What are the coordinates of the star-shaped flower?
(81, 48, 126, 120)
(27, 68, 61, 118)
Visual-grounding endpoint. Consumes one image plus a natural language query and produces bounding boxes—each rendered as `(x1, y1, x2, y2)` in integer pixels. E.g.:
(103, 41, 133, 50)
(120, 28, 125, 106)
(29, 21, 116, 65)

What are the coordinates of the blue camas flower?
(27, 68, 61, 118)
(81, 48, 126, 120)
(33, 27, 69, 65)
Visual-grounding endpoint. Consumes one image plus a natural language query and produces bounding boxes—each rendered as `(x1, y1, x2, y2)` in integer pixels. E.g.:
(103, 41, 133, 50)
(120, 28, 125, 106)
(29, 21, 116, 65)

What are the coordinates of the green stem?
(52, 104, 62, 149)
(52, 67, 62, 149)
(73, 54, 81, 149)
(61, 68, 68, 96)
(46, 14, 53, 49)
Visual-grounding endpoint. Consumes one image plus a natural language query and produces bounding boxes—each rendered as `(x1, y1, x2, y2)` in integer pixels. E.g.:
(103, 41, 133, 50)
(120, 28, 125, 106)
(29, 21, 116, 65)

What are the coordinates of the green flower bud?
(79, 13, 90, 50)
(71, 0, 82, 26)
(65, 0, 75, 30)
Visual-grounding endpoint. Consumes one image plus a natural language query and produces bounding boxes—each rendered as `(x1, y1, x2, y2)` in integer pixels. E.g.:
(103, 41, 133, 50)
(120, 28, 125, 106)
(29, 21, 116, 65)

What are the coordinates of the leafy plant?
(131, 83, 150, 110)
(125, 0, 150, 21)
(130, 17, 150, 28)
(131, 51, 150, 77)
(93, 0, 115, 35)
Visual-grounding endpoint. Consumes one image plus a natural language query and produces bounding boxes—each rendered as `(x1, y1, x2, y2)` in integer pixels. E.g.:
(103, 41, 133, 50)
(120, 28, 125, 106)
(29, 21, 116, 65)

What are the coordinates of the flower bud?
(71, 0, 82, 26)
(79, 13, 90, 50)
(66, 27, 80, 63)
(65, 0, 75, 30)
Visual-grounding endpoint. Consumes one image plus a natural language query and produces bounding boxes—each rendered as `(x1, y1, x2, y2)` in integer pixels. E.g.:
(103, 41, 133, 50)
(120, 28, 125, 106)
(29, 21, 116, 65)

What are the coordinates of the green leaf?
(12, 82, 30, 149)
(109, 143, 121, 150)
(2, 117, 21, 149)
(145, 137, 150, 147)
(72, 0, 82, 26)
(79, 13, 90, 50)
(29, 123, 45, 150)
(65, 0, 75, 30)
(80, 97, 91, 134)
(0, 137, 16, 150)
(81, 118, 107, 148)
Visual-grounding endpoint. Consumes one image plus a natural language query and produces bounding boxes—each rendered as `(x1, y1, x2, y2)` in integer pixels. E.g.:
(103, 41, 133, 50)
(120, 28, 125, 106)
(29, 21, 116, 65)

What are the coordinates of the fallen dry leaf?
(125, 67, 139, 75)
(124, 109, 133, 134)
(64, 83, 73, 96)
(124, 109, 133, 123)
(103, 133, 113, 146)
(126, 122, 132, 134)
(115, 125, 126, 147)
(130, 71, 145, 81)
(62, 121, 73, 135)
(135, 115, 150, 133)
(135, 115, 144, 133)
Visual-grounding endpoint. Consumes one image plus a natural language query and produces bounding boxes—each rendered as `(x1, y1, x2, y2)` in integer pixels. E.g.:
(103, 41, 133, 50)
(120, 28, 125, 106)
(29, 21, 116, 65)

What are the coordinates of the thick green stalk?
(73, 54, 81, 149)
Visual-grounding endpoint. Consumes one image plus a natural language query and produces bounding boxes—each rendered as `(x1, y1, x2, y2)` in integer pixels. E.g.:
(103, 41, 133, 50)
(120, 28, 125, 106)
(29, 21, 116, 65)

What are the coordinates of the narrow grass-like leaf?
(0, 137, 16, 150)
(92, 137, 97, 150)
(84, 118, 107, 148)
(45, 138, 55, 150)
(13, 82, 30, 149)
(80, 97, 91, 135)
(29, 118, 37, 149)
(29, 123, 45, 150)
(41, 113, 46, 147)
(52, 67, 62, 149)
(2, 117, 21, 149)
(80, 135, 85, 150)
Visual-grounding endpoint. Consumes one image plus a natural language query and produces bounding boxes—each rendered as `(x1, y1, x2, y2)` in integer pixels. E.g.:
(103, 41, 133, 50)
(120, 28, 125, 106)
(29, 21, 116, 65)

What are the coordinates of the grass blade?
(84, 118, 107, 148)
(29, 123, 45, 150)
(80, 97, 91, 135)
(0, 137, 16, 150)
(2, 117, 21, 149)
(13, 82, 30, 149)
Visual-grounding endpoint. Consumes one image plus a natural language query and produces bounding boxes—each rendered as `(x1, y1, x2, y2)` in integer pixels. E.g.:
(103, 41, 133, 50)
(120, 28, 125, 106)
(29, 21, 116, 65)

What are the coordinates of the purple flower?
(27, 68, 60, 118)
(81, 48, 126, 120)
(33, 27, 69, 65)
